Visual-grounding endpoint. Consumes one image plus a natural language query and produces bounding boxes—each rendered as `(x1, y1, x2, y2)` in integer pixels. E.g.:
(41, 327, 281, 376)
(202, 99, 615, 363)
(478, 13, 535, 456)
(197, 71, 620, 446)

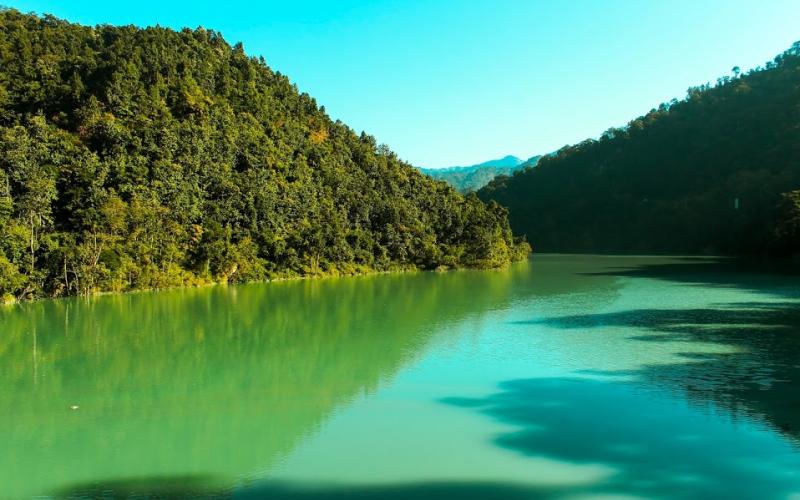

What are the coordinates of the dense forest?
(420, 155, 539, 192)
(0, 10, 529, 301)
(480, 43, 800, 256)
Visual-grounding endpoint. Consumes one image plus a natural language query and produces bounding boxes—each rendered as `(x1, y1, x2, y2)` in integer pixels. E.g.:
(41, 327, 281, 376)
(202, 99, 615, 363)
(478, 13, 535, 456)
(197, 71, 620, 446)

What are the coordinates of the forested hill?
(0, 10, 528, 301)
(420, 155, 540, 192)
(479, 42, 800, 256)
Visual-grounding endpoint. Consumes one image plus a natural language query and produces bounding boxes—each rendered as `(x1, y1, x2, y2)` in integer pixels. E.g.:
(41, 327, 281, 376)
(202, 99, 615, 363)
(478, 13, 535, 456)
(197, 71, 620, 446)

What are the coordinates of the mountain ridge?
(420, 155, 540, 192)
(479, 42, 800, 256)
(424, 154, 525, 171)
(0, 9, 529, 300)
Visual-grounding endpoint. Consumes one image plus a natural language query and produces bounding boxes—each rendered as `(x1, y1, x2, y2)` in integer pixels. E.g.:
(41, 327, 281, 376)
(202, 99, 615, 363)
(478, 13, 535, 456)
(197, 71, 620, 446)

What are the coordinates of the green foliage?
(0, 254, 26, 297)
(0, 9, 527, 298)
(479, 42, 800, 256)
(772, 190, 800, 257)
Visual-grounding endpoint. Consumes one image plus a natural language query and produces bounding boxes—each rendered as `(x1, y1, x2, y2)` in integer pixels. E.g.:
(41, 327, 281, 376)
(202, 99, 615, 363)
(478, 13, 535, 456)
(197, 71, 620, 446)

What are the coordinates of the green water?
(2, 255, 800, 499)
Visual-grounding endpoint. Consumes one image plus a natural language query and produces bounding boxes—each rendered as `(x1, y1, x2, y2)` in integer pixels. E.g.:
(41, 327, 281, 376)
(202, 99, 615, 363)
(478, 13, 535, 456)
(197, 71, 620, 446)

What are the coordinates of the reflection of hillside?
(583, 256, 800, 298)
(0, 268, 523, 498)
(498, 254, 625, 303)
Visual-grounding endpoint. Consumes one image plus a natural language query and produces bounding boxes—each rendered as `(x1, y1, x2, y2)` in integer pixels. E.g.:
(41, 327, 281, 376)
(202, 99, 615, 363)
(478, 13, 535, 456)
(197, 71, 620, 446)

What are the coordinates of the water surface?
(2, 255, 799, 499)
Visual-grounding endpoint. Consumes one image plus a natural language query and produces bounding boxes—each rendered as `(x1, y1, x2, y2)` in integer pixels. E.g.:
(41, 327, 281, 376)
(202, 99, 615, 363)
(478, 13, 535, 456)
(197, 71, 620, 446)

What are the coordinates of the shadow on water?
(519, 301, 800, 443)
(442, 376, 800, 500)
(539, 256, 800, 444)
(433, 259, 800, 499)
(581, 255, 800, 298)
(55, 478, 557, 500)
(52, 475, 223, 499)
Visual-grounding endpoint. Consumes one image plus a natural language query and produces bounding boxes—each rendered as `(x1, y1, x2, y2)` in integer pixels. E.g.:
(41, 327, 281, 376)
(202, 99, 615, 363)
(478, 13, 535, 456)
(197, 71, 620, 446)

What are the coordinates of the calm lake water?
(2, 255, 799, 499)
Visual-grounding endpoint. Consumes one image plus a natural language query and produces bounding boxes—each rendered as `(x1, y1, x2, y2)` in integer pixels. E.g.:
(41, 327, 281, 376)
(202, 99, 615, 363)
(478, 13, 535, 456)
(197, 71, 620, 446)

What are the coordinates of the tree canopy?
(0, 9, 528, 301)
(480, 42, 800, 257)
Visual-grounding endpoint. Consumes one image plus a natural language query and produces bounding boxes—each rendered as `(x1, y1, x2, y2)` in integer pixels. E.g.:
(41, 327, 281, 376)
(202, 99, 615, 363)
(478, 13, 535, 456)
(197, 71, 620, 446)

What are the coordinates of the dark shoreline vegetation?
(479, 42, 800, 257)
(0, 9, 530, 303)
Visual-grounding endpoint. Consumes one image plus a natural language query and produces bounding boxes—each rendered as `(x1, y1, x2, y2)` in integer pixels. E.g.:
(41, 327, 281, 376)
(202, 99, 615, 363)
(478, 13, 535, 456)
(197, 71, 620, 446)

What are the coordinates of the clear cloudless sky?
(6, 0, 800, 167)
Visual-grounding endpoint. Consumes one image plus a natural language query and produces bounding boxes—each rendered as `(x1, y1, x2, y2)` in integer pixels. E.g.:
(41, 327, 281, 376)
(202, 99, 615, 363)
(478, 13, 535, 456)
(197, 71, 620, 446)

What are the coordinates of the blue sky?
(6, 0, 800, 167)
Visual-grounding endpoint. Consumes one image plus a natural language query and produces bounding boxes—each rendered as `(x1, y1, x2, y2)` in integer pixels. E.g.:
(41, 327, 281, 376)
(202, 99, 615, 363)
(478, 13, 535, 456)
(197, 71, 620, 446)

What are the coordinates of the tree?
(0, 122, 57, 277)
(772, 191, 800, 256)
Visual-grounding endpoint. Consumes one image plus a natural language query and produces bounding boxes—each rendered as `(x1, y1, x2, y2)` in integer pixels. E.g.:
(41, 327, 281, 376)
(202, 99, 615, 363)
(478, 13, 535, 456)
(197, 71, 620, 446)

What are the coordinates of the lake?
(2, 255, 799, 499)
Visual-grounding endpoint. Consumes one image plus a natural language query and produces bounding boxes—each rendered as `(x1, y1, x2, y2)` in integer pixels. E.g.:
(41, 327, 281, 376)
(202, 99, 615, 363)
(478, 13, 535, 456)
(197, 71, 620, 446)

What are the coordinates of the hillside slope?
(0, 10, 528, 299)
(479, 43, 800, 256)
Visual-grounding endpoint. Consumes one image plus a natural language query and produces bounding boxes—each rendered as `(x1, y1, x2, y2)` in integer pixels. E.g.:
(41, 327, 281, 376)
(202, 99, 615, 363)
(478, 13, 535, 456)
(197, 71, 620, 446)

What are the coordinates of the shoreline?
(1, 258, 529, 307)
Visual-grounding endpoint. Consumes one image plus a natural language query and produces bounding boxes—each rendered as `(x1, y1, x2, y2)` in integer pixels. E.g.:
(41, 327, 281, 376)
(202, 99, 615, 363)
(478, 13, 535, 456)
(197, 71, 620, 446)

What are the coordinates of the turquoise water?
(1, 255, 799, 499)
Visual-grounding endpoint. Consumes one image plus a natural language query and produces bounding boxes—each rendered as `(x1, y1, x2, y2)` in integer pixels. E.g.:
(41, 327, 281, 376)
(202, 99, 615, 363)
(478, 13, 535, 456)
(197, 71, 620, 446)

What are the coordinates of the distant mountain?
(479, 41, 800, 256)
(469, 155, 525, 169)
(420, 155, 540, 192)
